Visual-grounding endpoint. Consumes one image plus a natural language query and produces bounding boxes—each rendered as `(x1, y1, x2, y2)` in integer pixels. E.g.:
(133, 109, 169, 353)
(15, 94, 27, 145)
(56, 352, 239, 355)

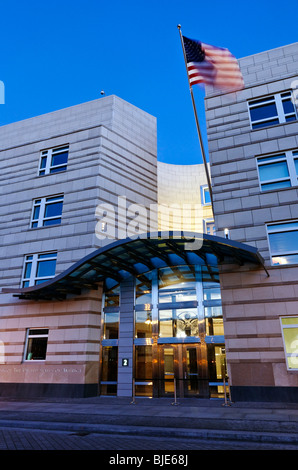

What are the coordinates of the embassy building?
(0, 42, 298, 403)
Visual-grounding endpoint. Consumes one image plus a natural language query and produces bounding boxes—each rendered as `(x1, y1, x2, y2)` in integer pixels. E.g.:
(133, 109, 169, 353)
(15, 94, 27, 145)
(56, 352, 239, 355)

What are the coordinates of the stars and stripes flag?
(182, 36, 244, 92)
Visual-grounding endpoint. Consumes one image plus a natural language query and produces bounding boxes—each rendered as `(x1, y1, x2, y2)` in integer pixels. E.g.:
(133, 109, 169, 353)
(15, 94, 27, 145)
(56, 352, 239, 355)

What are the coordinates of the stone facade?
(0, 96, 157, 397)
(205, 43, 298, 401)
(157, 161, 213, 234)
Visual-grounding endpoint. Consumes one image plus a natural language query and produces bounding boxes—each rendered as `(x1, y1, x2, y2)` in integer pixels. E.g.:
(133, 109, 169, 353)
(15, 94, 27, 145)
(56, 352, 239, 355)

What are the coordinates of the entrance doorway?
(158, 343, 226, 399)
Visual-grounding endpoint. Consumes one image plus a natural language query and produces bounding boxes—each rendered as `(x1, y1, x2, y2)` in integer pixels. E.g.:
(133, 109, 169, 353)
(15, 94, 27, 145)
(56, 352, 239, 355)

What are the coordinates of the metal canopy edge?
(2, 232, 266, 300)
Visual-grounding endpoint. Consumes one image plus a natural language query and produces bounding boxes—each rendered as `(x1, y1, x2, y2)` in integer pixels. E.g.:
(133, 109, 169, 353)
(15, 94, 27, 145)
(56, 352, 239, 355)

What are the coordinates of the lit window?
(201, 185, 211, 205)
(248, 92, 297, 130)
(280, 318, 298, 370)
(30, 195, 64, 228)
(24, 329, 49, 361)
(22, 252, 57, 287)
(38, 145, 69, 176)
(267, 221, 298, 265)
(159, 308, 199, 338)
(256, 150, 298, 191)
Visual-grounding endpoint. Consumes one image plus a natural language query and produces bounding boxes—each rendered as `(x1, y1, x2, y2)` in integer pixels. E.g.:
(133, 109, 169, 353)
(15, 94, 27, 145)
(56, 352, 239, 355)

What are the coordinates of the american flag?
(182, 36, 244, 92)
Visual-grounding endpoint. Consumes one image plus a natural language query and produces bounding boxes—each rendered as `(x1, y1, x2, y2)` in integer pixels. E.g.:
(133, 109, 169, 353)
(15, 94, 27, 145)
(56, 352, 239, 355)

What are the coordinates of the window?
(248, 92, 297, 129)
(204, 218, 216, 235)
(159, 308, 199, 338)
(24, 329, 48, 361)
(103, 311, 119, 339)
(135, 309, 152, 339)
(158, 266, 197, 303)
(38, 145, 69, 175)
(22, 252, 57, 287)
(31, 195, 64, 228)
(280, 318, 298, 370)
(267, 221, 298, 265)
(201, 185, 211, 205)
(101, 346, 118, 395)
(257, 150, 298, 191)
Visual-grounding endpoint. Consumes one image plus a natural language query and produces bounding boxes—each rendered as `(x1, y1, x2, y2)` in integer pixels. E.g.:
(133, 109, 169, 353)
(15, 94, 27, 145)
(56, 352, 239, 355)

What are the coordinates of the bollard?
(171, 378, 179, 406)
(130, 378, 136, 405)
(221, 366, 231, 407)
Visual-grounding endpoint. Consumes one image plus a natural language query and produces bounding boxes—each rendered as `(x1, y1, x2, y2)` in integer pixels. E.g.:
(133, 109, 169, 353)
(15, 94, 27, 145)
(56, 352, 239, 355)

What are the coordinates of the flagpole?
(177, 24, 214, 209)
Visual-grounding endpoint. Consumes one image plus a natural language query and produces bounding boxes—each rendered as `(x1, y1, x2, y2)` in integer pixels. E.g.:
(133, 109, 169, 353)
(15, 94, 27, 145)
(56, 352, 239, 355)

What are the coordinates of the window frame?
(266, 221, 298, 266)
(280, 317, 298, 371)
(21, 252, 57, 287)
(256, 150, 298, 192)
(201, 185, 211, 206)
(38, 145, 69, 176)
(248, 91, 297, 130)
(24, 328, 49, 362)
(30, 195, 64, 228)
(204, 218, 216, 236)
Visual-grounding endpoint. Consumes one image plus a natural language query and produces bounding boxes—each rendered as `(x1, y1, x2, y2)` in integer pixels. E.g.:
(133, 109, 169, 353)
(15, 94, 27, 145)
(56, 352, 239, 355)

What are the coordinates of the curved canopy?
(3, 232, 266, 300)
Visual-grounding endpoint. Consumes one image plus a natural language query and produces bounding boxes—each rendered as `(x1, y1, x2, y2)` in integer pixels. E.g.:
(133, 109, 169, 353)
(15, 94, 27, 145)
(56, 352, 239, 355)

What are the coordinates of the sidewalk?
(0, 396, 298, 445)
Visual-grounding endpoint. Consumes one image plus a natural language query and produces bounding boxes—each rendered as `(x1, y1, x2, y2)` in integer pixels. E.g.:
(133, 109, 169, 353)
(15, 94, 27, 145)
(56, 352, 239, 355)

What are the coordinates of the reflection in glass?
(204, 287, 221, 301)
(101, 346, 118, 395)
(25, 329, 48, 361)
(102, 347, 118, 378)
(103, 311, 119, 339)
(208, 345, 226, 380)
(104, 284, 120, 307)
(269, 231, 298, 253)
(135, 346, 152, 380)
(135, 274, 152, 305)
(159, 266, 196, 303)
(258, 161, 289, 181)
(250, 102, 278, 121)
(135, 310, 152, 338)
(135, 346, 153, 397)
(159, 308, 199, 338)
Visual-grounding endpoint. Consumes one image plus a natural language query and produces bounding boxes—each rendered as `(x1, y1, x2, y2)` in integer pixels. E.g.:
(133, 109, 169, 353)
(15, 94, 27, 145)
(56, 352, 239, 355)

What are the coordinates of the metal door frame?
(157, 342, 209, 398)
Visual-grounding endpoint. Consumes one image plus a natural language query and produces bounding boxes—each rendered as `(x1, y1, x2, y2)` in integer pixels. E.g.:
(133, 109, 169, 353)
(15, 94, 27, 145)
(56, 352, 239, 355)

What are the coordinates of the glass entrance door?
(158, 344, 208, 398)
(183, 345, 199, 397)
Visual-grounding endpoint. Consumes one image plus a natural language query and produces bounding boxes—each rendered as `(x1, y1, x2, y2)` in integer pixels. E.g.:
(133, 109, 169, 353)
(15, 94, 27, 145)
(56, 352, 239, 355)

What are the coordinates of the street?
(0, 426, 298, 451)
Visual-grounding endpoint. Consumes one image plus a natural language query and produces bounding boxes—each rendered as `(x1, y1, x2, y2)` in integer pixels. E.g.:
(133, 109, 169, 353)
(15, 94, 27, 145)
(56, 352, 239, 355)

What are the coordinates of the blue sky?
(0, 0, 297, 165)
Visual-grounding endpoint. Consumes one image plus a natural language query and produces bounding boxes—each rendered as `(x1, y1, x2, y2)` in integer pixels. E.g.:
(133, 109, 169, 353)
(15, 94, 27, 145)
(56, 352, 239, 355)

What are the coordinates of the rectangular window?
(134, 345, 153, 397)
(248, 92, 297, 130)
(100, 346, 118, 395)
(135, 310, 152, 339)
(31, 195, 64, 228)
(22, 252, 57, 287)
(104, 284, 120, 308)
(38, 145, 69, 176)
(256, 150, 298, 191)
(201, 185, 211, 205)
(267, 221, 298, 265)
(103, 311, 119, 339)
(204, 218, 216, 236)
(24, 328, 49, 361)
(280, 317, 298, 370)
(159, 308, 199, 338)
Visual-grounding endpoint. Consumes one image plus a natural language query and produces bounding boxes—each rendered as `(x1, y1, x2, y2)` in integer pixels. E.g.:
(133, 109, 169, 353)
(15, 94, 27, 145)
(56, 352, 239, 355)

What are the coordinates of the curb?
(0, 420, 298, 445)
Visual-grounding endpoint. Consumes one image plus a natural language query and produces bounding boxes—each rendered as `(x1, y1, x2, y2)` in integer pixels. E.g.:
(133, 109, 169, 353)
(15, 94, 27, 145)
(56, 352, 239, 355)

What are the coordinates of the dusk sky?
(0, 0, 297, 165)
